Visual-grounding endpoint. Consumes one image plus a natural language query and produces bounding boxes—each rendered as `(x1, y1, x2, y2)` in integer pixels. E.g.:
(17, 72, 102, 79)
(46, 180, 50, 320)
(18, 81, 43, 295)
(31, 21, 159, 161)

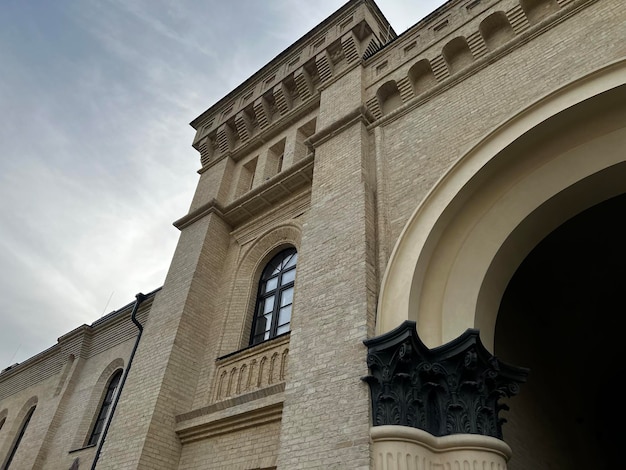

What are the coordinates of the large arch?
(495, 192, 626, 469)
(377, 59, 626, 351)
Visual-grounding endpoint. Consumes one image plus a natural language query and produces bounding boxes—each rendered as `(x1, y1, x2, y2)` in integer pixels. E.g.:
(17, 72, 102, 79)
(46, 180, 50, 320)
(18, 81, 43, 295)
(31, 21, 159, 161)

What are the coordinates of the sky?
(0, 0, 448, 368)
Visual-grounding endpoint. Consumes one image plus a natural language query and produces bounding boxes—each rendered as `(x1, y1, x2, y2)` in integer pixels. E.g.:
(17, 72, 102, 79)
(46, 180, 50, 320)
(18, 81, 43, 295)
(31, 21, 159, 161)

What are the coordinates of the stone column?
(363, 321, 528, 470)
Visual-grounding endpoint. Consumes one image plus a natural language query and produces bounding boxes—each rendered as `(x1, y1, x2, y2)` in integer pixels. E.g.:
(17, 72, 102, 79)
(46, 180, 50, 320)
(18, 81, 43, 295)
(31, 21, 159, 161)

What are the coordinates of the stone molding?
(176, 397, 283, 444)
(174, 154, 314, 230)
(305, 105, 375, 150)
(190, 0, 393, 161)
(365, 0, 599, 127)
(371, 425, 512, 470)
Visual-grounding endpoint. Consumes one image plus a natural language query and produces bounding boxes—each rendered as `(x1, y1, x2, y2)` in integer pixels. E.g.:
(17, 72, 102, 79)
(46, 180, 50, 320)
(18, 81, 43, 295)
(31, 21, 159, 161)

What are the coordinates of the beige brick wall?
(275, 67, 375, 469)
(2, 1, 623, 469)
(372, 0, 625, 270)
(0, 298, 153, 469)
(178, 420, 281, 470)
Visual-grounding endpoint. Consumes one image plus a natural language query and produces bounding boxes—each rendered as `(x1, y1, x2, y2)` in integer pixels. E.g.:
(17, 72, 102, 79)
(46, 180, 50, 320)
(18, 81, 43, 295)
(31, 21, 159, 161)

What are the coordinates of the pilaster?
(276, 66, 375, 469)
(98, 212, 231, 469)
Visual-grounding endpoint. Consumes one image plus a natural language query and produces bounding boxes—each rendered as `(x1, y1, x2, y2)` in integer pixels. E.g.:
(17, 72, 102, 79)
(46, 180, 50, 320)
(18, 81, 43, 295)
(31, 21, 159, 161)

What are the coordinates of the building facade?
(1, 0, 625, 468)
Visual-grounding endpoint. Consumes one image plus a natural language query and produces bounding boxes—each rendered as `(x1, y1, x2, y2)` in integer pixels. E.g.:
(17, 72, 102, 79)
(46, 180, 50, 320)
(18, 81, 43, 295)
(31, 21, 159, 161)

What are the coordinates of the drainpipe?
(91, 292, 147, 470)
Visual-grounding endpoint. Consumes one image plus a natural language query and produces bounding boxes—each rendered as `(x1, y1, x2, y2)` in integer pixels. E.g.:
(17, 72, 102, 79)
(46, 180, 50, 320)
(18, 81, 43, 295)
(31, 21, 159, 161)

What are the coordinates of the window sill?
(216, 332, 290, 362)
(69, 444, 96, 454)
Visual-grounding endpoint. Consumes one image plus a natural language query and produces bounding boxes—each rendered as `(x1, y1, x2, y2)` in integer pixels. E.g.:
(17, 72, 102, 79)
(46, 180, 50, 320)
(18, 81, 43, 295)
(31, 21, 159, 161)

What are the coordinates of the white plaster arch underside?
(378, 59, 626, 351)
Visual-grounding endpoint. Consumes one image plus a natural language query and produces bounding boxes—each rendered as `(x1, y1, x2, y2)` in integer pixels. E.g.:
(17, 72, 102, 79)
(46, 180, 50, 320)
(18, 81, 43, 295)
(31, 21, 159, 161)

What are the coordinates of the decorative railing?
(212, 334, 289, 403)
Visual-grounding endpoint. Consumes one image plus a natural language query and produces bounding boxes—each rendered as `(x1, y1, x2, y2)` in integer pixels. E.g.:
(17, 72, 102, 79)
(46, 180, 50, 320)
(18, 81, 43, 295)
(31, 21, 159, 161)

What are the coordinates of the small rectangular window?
(242, 91, 254, 104)
(264, 75, 276, 88)
(234, 157, 258, 199)
(404, 41, 417, 55)
(340, 16, 353, 32)
(313, 37, 326, 51)
(433, 19, 449, 32)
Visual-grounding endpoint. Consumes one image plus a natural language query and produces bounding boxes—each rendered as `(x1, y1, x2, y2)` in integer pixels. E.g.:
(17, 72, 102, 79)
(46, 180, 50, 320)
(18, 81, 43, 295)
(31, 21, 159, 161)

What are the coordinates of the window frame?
(4, 405, 36, 469)
(249, 248, 297, 345)
(87, 369, 123, 446)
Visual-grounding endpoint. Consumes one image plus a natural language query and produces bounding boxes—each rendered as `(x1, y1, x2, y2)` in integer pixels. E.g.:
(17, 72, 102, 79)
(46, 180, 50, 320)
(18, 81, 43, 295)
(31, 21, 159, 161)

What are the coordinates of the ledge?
(68, 444, 96, 454)
(175, 387, 284, 444)
(175, 155, 314, 230)
(306, 105, 374, 150)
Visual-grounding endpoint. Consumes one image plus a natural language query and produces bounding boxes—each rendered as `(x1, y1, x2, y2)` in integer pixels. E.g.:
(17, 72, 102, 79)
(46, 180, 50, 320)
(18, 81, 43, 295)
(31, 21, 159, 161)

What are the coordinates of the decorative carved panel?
(213, 335, 289, 403)
(363, 321, 528, 439)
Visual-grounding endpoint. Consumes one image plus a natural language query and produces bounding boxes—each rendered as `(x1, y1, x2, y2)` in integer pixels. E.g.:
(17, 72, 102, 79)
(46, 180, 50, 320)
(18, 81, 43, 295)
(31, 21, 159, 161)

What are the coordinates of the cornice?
(175, 154, 314, 231)
(0, 290, 159, 381)
(365, 0, 599, 130)
(190, 0, 387, 132)
(175, 391, 284, 444)
(197, 95, 320, 174)
(306, 105, 374, 150)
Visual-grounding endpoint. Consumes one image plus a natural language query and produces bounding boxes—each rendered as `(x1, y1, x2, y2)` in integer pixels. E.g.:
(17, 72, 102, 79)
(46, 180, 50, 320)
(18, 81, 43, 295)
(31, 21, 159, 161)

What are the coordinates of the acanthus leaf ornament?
(362, 321, 529, 439)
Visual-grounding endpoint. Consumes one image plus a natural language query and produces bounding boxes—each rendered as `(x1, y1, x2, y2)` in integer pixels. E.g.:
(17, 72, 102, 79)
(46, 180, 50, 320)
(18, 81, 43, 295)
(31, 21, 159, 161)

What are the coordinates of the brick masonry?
(1, 0, 624, 469)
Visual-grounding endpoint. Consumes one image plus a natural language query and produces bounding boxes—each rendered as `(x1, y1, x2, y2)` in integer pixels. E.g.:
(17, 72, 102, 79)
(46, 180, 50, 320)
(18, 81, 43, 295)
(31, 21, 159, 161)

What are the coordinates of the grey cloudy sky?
(0, 0, 447, 368)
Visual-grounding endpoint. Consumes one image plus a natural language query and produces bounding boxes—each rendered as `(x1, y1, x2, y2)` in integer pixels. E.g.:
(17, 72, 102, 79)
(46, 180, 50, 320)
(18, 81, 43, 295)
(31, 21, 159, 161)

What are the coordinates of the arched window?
(87, 369, 122, 446)
(4, 405, 36, 469)
(250, 248, 297, 345)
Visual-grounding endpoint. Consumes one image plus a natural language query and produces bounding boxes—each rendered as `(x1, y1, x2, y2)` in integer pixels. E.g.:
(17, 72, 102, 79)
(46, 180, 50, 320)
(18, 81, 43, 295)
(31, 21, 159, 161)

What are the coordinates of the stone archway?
(377, 60, 626, 352)
(371, 59, 626, 469)
(496, 193, 626, 469)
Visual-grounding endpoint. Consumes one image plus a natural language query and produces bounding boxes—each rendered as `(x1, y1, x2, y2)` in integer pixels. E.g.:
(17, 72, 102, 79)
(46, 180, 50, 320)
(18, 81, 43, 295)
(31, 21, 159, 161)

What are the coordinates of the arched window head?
(4, 405, 36, 469)
(250, 248, 297, 345)
(87, 369, 122, 446)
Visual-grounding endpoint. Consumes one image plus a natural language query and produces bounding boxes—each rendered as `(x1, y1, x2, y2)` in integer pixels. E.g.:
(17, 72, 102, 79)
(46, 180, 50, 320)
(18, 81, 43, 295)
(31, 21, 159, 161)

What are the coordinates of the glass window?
(250, 248, 297, 345)
(87, 370, 122, 446)
(4, 405, 36, 469)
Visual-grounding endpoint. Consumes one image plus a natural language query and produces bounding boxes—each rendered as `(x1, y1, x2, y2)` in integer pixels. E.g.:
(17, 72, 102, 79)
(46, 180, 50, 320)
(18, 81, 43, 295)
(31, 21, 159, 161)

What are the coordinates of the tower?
(1, 0, 624, 468)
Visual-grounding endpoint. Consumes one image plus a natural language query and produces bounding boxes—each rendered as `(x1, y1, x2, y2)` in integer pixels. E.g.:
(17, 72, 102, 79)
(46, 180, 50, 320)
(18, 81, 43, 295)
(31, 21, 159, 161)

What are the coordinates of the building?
(1, 0, 625, 468)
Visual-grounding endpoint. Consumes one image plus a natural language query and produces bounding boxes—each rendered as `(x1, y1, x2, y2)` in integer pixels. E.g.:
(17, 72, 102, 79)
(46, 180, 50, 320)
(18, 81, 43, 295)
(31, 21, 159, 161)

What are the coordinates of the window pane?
(280, 287, 293, 307)
(254, 316, 267, 336)
(282, 269, 296, 284)
(284, 252, 297, 268)
(276, 323, 290, 335)
(278, 305, 291, 325)
(265, 276, 278, 292)
(263, 295, 275, 313)
(92, 418, 105, 439)
(5, 406, 36, 468)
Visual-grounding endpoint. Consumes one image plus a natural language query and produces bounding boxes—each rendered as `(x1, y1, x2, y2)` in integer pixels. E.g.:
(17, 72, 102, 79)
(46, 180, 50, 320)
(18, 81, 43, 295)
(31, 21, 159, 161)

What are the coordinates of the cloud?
(0, 0, 447, 367)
